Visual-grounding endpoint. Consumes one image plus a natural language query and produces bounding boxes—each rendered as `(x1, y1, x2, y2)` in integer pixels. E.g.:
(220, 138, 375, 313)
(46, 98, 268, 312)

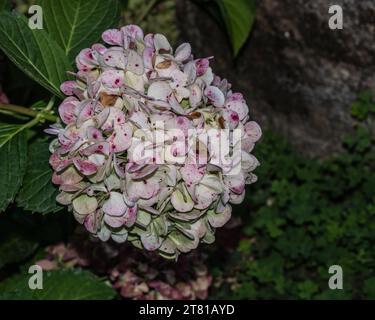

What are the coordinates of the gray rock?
(176, 0, 375, 156)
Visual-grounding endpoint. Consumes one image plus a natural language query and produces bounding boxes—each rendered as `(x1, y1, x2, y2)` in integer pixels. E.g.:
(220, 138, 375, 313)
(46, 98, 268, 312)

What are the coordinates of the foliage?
(210, 93, 375, 299)
(0, 11, 72, 98)
(189, 0, 257, 55)
(0, 124, 27, 211)
(39, 0, 121, 62)
(216, 0, 256, 55)
(0, 268, 116, 299)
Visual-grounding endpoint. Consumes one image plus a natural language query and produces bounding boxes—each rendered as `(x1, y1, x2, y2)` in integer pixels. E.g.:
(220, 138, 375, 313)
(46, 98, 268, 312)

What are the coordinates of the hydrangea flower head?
(47, 25, 262, 259)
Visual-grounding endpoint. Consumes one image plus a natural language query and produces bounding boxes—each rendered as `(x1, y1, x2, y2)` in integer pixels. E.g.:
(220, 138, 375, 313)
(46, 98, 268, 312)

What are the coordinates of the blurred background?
(0, 0, 375, 300)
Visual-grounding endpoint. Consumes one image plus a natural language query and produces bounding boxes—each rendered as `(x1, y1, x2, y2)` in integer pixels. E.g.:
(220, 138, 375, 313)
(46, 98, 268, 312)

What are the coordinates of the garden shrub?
(210, 94, 375, 299)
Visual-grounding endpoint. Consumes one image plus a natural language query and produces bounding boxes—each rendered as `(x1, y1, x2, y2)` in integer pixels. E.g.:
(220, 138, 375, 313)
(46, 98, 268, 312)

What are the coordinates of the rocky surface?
(176, 0, 375, 157)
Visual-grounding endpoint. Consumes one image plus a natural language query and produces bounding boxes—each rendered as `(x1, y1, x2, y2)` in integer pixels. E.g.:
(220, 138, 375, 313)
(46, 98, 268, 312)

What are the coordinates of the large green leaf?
(40, 0, 121, 62)
(0, 0, 10, 11)
(17, 139, 61, 214)
(0, 269, 117, 300)
(0, 123, 28, 212)
(0, 11, 71, 98)
(216, 0, 256, 55)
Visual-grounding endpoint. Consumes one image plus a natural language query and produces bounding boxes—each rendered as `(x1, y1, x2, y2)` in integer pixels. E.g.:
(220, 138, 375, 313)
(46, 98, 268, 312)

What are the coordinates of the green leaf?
(0, 0, 10, 11)
(0, 217, 38, 269)
(17, 139, 62, 214)
(216, 0, 256, 55)
(0, 269, 117, 300)
(0, 123, 28, 212)
(39, 0, 121, 62)
(0, 11, 71, 98)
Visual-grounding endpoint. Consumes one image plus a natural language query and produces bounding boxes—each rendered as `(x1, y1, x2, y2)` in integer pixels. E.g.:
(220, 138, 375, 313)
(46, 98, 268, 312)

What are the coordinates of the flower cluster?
(47, 25, 261, 259)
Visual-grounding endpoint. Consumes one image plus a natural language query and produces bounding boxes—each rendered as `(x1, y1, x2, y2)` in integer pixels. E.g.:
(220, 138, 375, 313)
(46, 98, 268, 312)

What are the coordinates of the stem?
(0, 109, 29, 121)
(45, 96, 55, 112)
(0, 103, 38, 118)
(40, 112, 58, 122)
(24, 116, 42, 130)
(0, 103, 58, 122)
(137, 0, 159, 24)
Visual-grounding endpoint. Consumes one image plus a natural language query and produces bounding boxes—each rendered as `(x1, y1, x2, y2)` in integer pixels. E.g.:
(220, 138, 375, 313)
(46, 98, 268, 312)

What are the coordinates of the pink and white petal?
(72, 194, 98, 216)
(84, 212, 99, 233)
(101, 107, 125, 131)
(225, 97, 249, 120)
(94, 108, 110, 128)
(102, 48, 126, 69)
(73, 158, 98, 175)
(224, 173, 245, 195)
(124, 205, 137, 227)
(171, 187, 194, 213)
(126, 50, 144, 75)
(108, 123, 132, 152)
(189, 84, 202, 108)
(60, 81, 77, 96)
(195, 58, 210, 77)
(56, 192, 73, 206)
(77, 48, 96, 66)
(102, 29, 122, 45)
(58, 97, 79, 124)
(92, 43, 107, 54)
(170, 69, 188, 89)
(86, 127, 103, 141)
(229, 190, 245, 204)
(143, 47, 155, 69)
(154, 34, 172, 53)
(76, 101, 95, 127)
(184, 61, 197, 85)
(128, 180, 160, 200)
(101, 69, 124, 88)
(204, 86, 225, 107)
(141, 232, 162, 251)
(81, 142, 110, 156)
(104, 214, 126, 228)
(244, 121, 262, 143)
(49, 153, 72, 171)
(59, 167, 83, 185)
(194, 184, 217, 210)
(130, 164, 158, 179)
(52, 172, 63, 185)
(103, 192, 127, 217)
(181, 164, 204, 186)
(147, 81, 172, 101)
(144, 33, 155, 48)
(200, 67, 214, 86)
(241, 152, 260, 172)
(175, 43, 191, 62)
(222, 109, 240, 129)
(121, 24, 144, 42)
(111, 230, 128, 243)
(207, 205, 232, 228)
